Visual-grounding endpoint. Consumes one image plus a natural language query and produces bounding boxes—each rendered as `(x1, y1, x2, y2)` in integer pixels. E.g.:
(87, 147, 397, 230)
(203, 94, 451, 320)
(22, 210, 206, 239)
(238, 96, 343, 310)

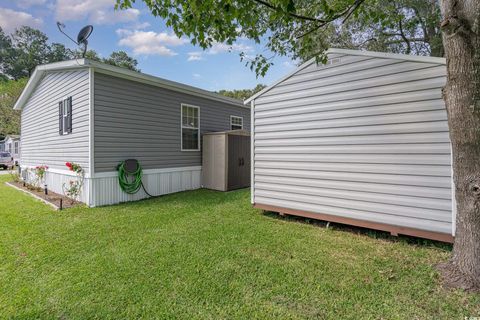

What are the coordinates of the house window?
(59, 97, 72, 135)
(181, 104, 200, 151)
(8, 143, 11, 153)
(230, 116, 243, 130)
(14, 141, 18, 154)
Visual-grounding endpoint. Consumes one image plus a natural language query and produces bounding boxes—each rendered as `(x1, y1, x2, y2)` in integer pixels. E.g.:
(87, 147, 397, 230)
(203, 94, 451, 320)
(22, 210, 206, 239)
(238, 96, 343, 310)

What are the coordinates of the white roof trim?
(328, 48, 446, 64)
(244, 48, 446, 104)
(14, 58, 245, 110)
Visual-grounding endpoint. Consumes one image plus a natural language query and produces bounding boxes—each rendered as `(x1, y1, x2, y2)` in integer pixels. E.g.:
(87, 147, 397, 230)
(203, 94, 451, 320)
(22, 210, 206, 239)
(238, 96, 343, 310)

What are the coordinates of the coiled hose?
(117, 160, 153, 197)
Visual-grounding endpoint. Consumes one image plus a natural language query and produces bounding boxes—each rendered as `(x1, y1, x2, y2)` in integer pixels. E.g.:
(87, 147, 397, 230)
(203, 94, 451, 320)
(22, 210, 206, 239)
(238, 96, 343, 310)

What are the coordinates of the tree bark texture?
(440, 0, 480, 289)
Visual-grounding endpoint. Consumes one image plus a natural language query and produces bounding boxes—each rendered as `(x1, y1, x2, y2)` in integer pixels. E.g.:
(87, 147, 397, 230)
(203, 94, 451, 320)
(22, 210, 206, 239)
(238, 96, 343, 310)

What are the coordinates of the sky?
(0, 0, 298, 91)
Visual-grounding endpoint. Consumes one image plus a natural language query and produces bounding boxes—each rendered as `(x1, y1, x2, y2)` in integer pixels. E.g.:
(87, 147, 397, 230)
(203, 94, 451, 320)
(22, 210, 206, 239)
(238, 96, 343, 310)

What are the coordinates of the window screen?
(230, 116, 243, 130)
(181, 104, 200, 151)
(59, 97, 72, 135)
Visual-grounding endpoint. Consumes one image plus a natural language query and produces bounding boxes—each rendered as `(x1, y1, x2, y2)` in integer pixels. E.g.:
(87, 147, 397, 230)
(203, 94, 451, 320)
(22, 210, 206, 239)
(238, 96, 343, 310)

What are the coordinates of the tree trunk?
(440, 0, 480, 290)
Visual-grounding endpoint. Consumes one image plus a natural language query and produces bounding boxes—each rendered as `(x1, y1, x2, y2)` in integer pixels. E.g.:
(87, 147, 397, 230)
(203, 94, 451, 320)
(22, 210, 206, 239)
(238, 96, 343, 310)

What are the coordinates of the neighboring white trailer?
(246, 48, 454, 242)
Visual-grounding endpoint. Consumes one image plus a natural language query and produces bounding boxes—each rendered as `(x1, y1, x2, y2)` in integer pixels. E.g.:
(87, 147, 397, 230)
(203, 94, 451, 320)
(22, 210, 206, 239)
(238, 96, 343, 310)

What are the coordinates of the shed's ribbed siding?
(93, 72, 250, 173)
(20, 70, 90, 172)
(253, 54, 451, 234)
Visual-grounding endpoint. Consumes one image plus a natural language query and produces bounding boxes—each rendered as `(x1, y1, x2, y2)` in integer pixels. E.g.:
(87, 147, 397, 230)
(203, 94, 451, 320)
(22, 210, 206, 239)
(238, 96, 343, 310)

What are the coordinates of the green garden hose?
(117, 160, 153, 197)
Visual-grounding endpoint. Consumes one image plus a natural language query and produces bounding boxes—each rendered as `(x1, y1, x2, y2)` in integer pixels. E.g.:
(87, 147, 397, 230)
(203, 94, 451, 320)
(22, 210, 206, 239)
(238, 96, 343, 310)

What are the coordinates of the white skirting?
(20, 166, 202, 207)
(21, 167, 88, 203)
(88, 166, 202, 207)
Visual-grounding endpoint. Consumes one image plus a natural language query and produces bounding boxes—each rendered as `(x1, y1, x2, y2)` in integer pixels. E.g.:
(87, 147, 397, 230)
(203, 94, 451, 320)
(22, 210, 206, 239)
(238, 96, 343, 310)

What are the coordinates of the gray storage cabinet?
(202, 130, 250, 191)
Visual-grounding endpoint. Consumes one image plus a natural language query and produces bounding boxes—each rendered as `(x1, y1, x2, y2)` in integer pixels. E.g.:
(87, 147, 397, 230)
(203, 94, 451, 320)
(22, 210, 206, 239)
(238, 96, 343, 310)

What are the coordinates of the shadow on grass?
(261, 210, 452, 251)
(91, 187, 249, 210)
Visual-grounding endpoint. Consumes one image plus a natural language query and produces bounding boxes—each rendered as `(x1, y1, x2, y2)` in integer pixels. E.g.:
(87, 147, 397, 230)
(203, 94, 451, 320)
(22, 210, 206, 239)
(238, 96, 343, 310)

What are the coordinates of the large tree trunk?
(440, 0, 480, 290)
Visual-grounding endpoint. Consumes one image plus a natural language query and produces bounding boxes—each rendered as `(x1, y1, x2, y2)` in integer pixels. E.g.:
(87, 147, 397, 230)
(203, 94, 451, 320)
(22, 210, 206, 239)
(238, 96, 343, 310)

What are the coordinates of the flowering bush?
(10, 171, 21, 183)
(65, 162, 83, 174)
(63, 162, 84, 204)
(64, 180, 81, 201)
(34, 165, 48, 188)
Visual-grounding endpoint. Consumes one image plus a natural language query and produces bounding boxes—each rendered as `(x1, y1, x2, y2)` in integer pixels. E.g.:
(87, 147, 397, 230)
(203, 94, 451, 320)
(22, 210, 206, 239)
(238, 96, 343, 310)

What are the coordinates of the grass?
(0, 175, 479, 319)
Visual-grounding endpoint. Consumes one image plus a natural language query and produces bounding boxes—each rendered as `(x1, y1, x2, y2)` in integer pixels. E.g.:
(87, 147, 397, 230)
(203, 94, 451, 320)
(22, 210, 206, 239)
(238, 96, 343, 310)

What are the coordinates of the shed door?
(227, 135, 251, 190)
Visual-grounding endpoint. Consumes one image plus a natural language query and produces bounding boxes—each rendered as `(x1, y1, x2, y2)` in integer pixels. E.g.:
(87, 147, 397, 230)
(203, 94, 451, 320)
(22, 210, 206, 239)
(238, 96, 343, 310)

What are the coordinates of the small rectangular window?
(59, 96, 72, 135)
(63, 103, 69, 134)
(181, 104, 200, 151)
(230, 116, 243, 130)
(14, 141, 18, 154)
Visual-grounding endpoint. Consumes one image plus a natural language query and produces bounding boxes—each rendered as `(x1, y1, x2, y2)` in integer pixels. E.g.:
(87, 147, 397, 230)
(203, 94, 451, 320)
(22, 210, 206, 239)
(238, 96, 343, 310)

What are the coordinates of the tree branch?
(295, 0, 366, 39)
(383, 38, 427, 44)
(251, 0, 327, 23)
(398, 18, 411, 54)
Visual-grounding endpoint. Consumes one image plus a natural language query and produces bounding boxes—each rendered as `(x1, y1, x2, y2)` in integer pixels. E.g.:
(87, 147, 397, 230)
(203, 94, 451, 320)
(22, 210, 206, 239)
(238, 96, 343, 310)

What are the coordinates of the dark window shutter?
(67, 97, 72, 133)
(59, 101, 64, 135)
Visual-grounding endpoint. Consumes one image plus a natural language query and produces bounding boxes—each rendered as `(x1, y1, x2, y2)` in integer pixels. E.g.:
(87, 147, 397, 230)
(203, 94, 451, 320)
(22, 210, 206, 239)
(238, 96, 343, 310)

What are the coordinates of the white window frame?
(62, 99, 69, 135)
(230, 115, 243, 130)
(180, 103, 201, 151)
(14, 141, 18, 154)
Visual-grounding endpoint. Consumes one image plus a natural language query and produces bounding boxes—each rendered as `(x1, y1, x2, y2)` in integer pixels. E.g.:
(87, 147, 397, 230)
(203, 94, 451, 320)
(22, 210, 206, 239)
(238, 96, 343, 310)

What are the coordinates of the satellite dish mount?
(56, 22, 93, 58)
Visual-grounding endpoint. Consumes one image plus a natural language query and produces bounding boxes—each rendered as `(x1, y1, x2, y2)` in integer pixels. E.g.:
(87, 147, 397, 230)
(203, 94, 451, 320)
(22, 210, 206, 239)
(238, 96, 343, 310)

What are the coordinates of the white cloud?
(187, 51, 203, 61)
(16, 0, 47, 8)
(0, 8, 43, 34)
(55, 0, 139, 25)
(192, 73, 201, 79)
(117, 29, 187, 56)
(282, 59, 299, 69)
(208, 42, 253, 55)
(131, 21, 150, 29)
(186, 42, 253, 62)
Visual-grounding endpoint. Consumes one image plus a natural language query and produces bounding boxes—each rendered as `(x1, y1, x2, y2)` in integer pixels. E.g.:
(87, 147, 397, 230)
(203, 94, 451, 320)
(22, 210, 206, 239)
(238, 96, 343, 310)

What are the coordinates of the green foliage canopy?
(116, 0, 442, 75)
(217, 84, 267, 100)
(0, 26, 140, 80)
(0, 78, 27, 137)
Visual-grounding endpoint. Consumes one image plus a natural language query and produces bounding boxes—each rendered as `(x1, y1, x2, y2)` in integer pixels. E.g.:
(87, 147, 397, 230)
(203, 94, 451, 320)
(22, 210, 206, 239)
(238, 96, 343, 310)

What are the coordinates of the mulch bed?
(9, 181, 81, 209)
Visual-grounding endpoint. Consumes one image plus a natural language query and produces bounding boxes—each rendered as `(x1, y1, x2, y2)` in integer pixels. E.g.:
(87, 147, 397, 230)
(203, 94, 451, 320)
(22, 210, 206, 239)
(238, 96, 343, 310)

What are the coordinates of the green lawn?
(1, 176, 479, 319)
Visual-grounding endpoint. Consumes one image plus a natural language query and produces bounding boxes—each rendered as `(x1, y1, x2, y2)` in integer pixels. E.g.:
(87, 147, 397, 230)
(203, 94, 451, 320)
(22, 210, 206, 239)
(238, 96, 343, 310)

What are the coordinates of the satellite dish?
(77, 25, 93, 44)
(56, 22, 94, 58)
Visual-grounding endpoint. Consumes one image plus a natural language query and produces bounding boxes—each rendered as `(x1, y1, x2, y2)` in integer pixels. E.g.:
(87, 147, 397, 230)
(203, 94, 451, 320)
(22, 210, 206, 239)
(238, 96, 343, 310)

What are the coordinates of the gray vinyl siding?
(93, 72, 250, 172)
(252, 54, 452, 234)
(20, 69, 90, 172)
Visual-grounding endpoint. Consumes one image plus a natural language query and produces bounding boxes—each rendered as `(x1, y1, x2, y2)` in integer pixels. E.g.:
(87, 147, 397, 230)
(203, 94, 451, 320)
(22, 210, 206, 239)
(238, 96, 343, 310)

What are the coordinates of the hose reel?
(117, 159, 152, 197)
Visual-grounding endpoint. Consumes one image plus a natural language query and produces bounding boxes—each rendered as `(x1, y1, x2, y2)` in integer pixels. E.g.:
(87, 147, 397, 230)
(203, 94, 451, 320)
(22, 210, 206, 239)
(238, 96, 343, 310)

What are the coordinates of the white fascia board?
(13, 59, 89, 110)
(244, 48, 446, 104)
(327, 48, 446, 65)
(13, 68, 43, 110)
(244, 57, 316, 104)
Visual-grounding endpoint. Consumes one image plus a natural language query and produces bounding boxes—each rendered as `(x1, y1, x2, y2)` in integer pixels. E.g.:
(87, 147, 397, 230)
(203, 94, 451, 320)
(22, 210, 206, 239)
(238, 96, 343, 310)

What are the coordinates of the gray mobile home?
(14, 59, 250, 206)
(246, 48, 454, 242)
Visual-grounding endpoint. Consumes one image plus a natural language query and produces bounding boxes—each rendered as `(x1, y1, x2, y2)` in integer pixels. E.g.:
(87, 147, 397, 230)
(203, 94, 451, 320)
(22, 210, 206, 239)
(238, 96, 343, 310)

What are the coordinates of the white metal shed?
(246, 48, 454, 242)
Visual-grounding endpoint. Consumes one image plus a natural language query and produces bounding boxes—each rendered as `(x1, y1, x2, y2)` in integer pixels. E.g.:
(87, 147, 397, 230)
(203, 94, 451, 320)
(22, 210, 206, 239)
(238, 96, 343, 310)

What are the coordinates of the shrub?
(63, 162, 84, 204)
